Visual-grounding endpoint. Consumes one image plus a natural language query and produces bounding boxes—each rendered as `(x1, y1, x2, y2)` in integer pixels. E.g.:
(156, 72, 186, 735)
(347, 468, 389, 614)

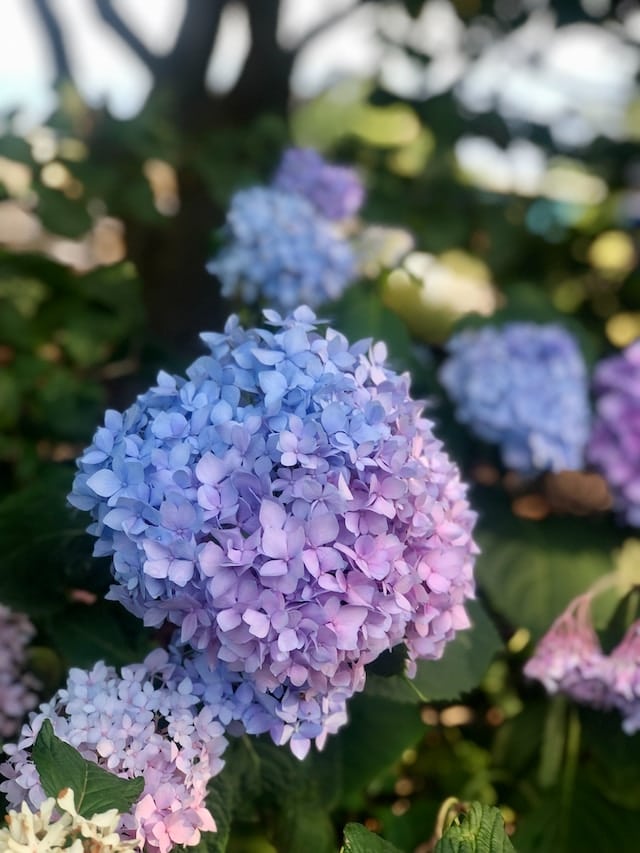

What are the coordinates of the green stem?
(559, 705, 581, 853)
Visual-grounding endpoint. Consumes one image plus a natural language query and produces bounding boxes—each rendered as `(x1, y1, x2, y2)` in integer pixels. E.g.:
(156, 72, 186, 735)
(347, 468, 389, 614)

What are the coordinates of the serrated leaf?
(411, 600, 502, 701)
(32, 719, 144, 818)
(342, 822, 404, 852)
(435, 803, 515, 853)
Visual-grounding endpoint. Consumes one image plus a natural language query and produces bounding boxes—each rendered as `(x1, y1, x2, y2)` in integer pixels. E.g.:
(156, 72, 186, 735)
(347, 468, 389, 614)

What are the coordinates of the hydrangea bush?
(1, 650, 227, 853)
(588, 341, 640, 526)
(207, 188, 356, 311)
(68, 307, 477, 757)
(525, 593, 640, 735)
(440, 322, 591, 473)
(0, 604, 40, 738)
(272, 147, 365, 221)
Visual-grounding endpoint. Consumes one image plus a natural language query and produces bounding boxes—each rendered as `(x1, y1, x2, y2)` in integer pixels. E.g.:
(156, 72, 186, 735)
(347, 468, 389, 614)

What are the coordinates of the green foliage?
(435, 803, 515, 853)
(342, 823, 403, 852)
(32, 720, 144, 817)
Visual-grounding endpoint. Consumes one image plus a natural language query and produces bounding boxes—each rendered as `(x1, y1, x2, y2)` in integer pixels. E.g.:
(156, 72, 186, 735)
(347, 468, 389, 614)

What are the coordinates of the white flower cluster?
(0, 789, 137, 853)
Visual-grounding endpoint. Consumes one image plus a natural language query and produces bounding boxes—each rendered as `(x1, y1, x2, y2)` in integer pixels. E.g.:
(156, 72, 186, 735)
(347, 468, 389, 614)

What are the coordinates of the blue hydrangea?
(207, 188, 356, 312)
(440, 323, 590, 473)
(69, 307, 477, 757)
(272, 148, 365, 221)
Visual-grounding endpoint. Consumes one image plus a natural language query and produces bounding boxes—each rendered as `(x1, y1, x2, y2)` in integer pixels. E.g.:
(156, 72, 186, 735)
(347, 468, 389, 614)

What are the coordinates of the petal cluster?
(440, 323, 590, 473)
(0, 650, 226, 853)
(587, 340, 640, 525)
(525, 597, 640, 734)
(272, 148, 365, 221)
(68, 307, 477, 756)
(523, 595, 610, 707)
(0, 604, 39, 738)
(207, 188, 356, 311)
(0, 791, 137, 853)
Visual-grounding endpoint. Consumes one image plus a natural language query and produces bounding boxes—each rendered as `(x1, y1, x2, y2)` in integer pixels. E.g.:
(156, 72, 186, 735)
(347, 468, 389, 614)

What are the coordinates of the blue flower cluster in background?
(69, 307, 477, 758)
(588, 341, 640, 526)
(207, 187, 356, 311)
(272, 147, 365, 221)
(439, 322, 591, 473)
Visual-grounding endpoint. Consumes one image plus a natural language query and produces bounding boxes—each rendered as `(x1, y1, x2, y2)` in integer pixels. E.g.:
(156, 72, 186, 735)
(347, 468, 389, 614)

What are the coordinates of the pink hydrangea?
(0, 650, 226, 853)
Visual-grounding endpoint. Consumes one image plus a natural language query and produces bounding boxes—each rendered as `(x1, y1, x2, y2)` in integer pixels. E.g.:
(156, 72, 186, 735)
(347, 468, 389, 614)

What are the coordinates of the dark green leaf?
(435, 803, 515, 853)
(32, 719, 144, 817)
(342, 822, 404, 852)
(411, 600, 503, 701)
(474, 489, 618, 640)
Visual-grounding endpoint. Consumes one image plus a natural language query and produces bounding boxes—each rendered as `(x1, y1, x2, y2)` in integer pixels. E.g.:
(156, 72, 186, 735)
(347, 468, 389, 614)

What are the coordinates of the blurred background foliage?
(1, 0, 639, 850)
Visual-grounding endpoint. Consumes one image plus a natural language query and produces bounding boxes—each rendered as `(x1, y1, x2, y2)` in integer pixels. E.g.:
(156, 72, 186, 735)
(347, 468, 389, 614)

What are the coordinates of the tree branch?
(31, 0, 73, 85)
(161, 0, 227, 100)
(226, 0, 293, 120)
(93, 0, 161, 74)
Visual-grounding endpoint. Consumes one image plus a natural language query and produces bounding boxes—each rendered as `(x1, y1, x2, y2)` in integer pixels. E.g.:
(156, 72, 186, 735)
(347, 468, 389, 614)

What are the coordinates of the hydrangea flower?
(0, 790, 138, 853)
(0, 604, 40, 738)
(603, 621, 640, 734)
(587, 341, 640, 526)
(272, 148, 365, 221)
(68, 307, 478, 757)
(1, 649, 227, 853)
(440, 323, 590, 473)
(207, 188, 356, 311)
(523, 594, 611, 707)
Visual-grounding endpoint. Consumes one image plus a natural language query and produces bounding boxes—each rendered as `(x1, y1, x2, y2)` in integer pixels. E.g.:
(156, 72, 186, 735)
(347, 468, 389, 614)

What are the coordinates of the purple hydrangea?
(0, 604, 40, 738)
(1, 649, 227, 853)
(68, 307, 477, 757)
(601, 621, 640, 734)
(207, 188, 356, 311)
(523, 595, 611, 707)
(587, 341, 640, 526)
(440, 323, 590, 473)
(272, 148, 365, 221)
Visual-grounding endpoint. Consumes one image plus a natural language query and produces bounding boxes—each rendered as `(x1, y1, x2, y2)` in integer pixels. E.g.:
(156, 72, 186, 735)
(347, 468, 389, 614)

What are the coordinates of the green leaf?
(203, 738, 262, 853)
(32, 719, 144, 817)
(342, 822, 404, 852)
(253, 739, 337, 853)
(435, 803, 515, 853)
(411, 600, 502, 701)
(474, 488, 618, 640)
(320, 693, 425, 807)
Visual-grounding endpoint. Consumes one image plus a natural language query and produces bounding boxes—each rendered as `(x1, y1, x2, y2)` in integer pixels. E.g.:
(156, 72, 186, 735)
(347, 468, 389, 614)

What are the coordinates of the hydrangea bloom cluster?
(523, 595, 610, 707)
(0, 790, 137, 853)
(587, 341, 640, 526)
(440, 323, 590, 473)
(272, 148, 365, 221)
(0, 604, 40, 738)
(207, 188, 356, 311)
(68, 307, 477, 757)
(525, 596, 640, 734)
(1, 649, 227, 853)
